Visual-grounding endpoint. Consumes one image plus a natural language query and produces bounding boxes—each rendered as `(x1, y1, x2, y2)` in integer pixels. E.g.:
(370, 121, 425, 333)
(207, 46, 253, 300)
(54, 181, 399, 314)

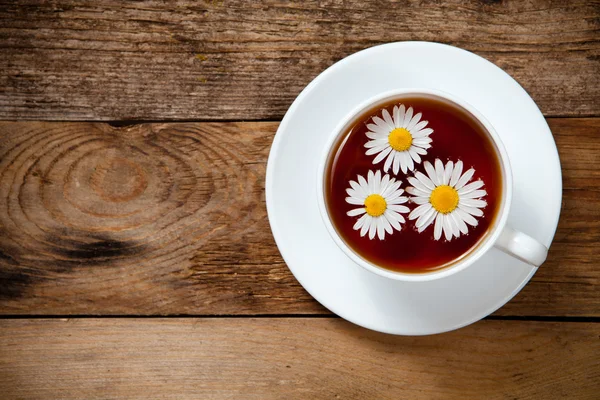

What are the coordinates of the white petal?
(393, 105, 400, 128)
(367, 124, 389, 137)
(373, 170, 382, 193)
(458, 180, 485, 195)
(392, 152, 401, 175)
(382, 180, 402, 197)
(399, 152, 409, 174)
(405, 186, 429, 197)
(365, 130, 378, 140)
(412, 142, 432, 151)
(388, 210, 406, 224)
(409, 148, 422, 164)
(368, 220, 377, 240)
(373, 116, 392, 131)
(382, 109, 394, 129)
(357, 174, 368, 190)
(461, 189, 487, 199)
(460, 198, 487, 208)
(345, 188, 365, 200)
(443, 161, 453, 185)
(367, 170, 375, 192)
(366, 143, 389, 156)
(364, 138, 388, 148)
(407, 112, 422, 131)
(350, 180, 367, 197)
(383, 151, 395, 172)
(376, 218, 385, 240)
(434, 213, 443, 240)
(360, 216, 372, 236)
(447, 213, 460, 238)
(381, 179, 399, 197)
(412, 146, 429, 155)
(353, 213, 368, 230)
(379, 174, 391, 194)
(409, 203, 432, 220)
(412, 127, 433, 138)
(455, 168, 475, 189)
(388, 189, 406, 203)
(388, 204, 409, 213)
(458, 204, 484, 217)
(424, 161, 438, 185)
(411, 195, 430, 205)
(386, 186, 405, 199)
(381, 215, 393, 234)
(451, 211, 469, 235)
(347, 208, 366, 217)
(391, 179, 404, 191)
(412, 137, 432, 145)
(406, 151, 415, 171)
(415, 171, 436, 190)
(434, 159, 445, 185)
(397, 104, 406, 127)
(442, 215, 453, 241)
(403, 106, 414, 127)
(384, 210, 402, 231)
(455, 208, 478, 227)
(373, 116, 391, 133)
(413, 144, 431, 152)
(387, 197, 408, 205)
(346, 196, 364, 205)
(417, 208, 437, 232)
(408, 176, 430, 193)
(412, 120, 428, 132)
(450, 160, 463, 187)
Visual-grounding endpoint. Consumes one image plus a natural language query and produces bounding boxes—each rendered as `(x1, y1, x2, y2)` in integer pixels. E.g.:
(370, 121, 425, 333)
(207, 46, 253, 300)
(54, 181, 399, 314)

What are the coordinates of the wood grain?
(1, 0, 599, 120)
(0, 121, 323, 315)
(0, 119, 598, 316)
(0, 318, 598, 399)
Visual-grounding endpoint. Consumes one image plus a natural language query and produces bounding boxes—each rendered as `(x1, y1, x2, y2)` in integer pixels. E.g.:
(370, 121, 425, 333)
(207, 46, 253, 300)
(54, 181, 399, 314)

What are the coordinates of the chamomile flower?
(345, 170, 409, 240)
(364, 104, 433, 175)
(407, 159, 487, 241)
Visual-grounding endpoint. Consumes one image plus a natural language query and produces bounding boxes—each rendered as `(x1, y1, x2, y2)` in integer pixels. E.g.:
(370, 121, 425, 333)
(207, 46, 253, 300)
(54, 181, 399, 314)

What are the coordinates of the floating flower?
(364, 104, 433, 175)
(345, 170, 410, 240)
(407, 159, 487, 241)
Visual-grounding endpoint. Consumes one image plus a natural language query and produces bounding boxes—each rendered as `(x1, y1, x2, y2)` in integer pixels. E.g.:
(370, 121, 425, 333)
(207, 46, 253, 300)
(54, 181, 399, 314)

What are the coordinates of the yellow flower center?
(388, 128, 413, 151)
(430, 185, 459, 214)
(364, 194, 387, 217)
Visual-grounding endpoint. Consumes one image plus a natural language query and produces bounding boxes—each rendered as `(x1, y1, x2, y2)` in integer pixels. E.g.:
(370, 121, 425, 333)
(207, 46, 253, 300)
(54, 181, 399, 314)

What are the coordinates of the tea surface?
(325, 96, 502, 273)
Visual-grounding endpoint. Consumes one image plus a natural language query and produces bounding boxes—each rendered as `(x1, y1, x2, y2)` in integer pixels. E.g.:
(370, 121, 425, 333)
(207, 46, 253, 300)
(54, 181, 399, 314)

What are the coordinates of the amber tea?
(324, 95, 503, 273)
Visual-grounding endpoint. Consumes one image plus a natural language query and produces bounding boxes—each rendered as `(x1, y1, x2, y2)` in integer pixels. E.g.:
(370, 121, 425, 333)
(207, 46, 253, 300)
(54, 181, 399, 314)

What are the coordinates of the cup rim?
(316, 88, 513, 282)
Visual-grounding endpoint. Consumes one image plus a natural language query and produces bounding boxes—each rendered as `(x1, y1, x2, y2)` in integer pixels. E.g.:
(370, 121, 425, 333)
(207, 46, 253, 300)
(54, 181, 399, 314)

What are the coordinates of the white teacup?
(316, 88, 548, 282)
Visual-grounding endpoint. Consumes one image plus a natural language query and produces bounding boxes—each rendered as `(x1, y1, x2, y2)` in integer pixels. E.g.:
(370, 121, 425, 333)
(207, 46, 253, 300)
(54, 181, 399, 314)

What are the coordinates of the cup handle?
(494, 226, 548, 267)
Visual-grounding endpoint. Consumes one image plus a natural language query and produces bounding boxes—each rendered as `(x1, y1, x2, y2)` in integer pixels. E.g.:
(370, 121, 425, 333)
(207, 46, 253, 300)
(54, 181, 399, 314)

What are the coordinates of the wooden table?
(0, 2, 598, 398)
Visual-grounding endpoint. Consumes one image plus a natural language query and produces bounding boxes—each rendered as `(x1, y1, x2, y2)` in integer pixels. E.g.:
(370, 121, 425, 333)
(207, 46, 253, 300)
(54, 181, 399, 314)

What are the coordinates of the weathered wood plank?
(0, 0, 598, 120)
(0, 119, 598, 316)
(0, 318, 598, 399)
(0, 121, 323, 315)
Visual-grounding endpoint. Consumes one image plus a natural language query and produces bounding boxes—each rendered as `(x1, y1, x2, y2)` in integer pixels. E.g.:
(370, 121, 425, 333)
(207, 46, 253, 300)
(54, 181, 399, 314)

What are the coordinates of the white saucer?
(266, 42, 561, 335)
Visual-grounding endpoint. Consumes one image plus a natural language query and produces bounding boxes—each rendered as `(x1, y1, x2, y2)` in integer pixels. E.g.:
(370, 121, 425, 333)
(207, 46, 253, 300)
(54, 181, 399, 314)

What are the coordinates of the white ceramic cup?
(316, 88, 548, 282)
